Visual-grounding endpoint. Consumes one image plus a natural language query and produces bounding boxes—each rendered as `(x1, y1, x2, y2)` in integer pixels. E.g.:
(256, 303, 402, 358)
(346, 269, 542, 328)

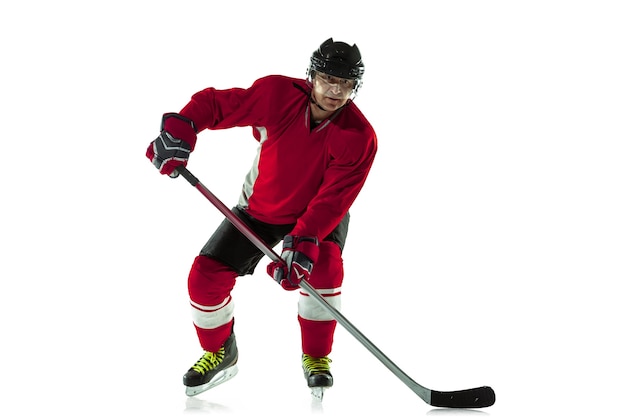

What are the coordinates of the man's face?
(311, 72, 355, 112)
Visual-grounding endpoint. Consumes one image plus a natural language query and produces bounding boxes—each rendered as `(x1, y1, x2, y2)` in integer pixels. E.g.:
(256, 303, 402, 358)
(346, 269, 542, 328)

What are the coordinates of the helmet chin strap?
(310, 96, 328, 112)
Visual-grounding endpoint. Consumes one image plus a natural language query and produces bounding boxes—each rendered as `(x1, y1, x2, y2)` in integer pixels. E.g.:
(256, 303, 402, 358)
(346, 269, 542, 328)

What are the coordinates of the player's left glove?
(267, 235, 319, 291)
(146, 113, 198, 178)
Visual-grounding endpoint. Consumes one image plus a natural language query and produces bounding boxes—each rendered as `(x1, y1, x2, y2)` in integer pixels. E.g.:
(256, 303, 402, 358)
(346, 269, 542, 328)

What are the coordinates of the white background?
(1, 1, 624, 416)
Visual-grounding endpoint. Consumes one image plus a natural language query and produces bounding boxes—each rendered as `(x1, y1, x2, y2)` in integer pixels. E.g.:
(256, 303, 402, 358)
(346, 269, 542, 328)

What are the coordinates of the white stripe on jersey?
(238, 126, 268, 209)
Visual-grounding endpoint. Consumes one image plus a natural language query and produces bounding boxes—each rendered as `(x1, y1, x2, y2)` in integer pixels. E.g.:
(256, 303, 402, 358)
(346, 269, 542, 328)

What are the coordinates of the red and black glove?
(146, 113, 198, 178)
(267, 235, 319, 290)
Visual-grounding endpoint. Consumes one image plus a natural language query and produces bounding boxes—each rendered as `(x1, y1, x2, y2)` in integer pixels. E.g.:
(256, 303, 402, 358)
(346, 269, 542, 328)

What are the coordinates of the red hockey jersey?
(179, 75, 377, 240)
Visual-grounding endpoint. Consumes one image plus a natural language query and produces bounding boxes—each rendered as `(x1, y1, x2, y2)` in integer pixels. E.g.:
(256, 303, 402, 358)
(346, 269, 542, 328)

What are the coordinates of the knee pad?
(307, 241, 343, 289)
(187, 255, 238, 306)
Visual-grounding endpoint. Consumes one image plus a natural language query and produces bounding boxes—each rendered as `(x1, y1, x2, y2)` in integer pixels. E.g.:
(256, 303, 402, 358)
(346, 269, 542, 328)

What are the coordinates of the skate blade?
(310, 387, 325, 401)
(185, 365, 239, 397)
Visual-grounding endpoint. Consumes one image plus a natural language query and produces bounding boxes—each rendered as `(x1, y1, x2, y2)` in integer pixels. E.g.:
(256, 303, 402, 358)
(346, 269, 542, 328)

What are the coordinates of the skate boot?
(302, 354, 333, 400)
(183, 332, 238, 396)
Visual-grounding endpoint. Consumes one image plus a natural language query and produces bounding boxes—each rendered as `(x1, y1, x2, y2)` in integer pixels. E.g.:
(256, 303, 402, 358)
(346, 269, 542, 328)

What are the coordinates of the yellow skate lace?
(302, 354, 332, 374)
(192, 348, 225, 375)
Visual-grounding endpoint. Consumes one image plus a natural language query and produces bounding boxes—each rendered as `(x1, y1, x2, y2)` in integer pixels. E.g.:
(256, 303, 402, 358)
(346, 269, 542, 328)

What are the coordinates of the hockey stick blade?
(430, 386, 495, 408)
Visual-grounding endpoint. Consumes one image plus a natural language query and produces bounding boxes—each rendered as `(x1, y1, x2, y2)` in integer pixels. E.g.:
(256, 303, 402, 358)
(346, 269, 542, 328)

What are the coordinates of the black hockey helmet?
(308, 38, 365, 95)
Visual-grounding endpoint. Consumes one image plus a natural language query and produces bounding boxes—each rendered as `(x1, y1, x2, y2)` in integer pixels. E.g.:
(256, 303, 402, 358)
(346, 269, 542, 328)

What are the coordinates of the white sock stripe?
(191, 298, 235, 329)
(298, 291, 341, 321)
(190, 296, 231, 312)
(298, 287, 342, 297)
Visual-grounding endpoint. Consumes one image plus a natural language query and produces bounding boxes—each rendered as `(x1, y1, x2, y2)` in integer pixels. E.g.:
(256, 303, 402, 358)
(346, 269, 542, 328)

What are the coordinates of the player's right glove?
(267, 235, 319, 291)
(146, 113, 198, 178)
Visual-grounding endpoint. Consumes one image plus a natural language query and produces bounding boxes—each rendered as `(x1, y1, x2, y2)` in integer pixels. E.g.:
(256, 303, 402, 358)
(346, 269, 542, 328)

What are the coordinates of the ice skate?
(302, 354, 333, 401)
(183, 332, 238, 396)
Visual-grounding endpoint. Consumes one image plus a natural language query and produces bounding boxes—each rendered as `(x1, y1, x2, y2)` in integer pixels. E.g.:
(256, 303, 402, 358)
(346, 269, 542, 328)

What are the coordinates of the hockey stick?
(176, 166, 495, 408)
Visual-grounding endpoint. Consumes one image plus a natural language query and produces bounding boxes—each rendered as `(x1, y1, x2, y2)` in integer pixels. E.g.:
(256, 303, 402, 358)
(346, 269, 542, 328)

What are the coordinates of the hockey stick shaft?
(176, 166, 495, 408)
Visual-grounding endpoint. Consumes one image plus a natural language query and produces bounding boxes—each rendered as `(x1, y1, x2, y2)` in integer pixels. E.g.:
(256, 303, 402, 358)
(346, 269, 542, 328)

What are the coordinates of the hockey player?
(146, 38, 377, 398)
